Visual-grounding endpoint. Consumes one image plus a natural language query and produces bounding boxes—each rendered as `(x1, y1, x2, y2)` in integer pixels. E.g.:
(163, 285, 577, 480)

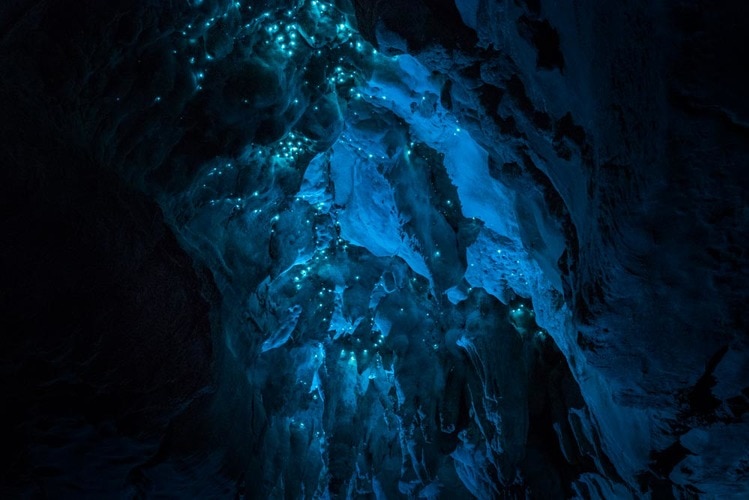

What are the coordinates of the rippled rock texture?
(1, 0, 747, 498)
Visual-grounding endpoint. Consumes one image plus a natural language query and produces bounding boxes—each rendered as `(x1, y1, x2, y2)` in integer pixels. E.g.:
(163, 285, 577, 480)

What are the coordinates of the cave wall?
(354, 0, 749, 495)
(1, 0, 747, 498)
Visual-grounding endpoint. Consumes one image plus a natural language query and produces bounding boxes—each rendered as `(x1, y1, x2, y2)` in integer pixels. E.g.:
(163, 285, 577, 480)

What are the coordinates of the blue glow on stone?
(153, 1, 560, 496)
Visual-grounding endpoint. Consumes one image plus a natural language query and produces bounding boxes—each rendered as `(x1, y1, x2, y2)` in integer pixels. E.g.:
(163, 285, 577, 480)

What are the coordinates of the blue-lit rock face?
(1, 0, 748, 498)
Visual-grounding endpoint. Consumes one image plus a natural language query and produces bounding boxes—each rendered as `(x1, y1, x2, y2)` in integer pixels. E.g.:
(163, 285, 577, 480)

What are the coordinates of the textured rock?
(1, 0, 747, 497)
(356, 0, 749, 496)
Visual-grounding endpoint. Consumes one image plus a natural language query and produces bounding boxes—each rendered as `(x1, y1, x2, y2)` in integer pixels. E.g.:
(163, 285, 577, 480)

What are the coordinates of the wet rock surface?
(1, 0, 747, 497)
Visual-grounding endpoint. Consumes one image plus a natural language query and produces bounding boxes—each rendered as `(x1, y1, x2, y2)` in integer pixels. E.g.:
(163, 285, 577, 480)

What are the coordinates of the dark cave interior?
(1, 0, 748, 498)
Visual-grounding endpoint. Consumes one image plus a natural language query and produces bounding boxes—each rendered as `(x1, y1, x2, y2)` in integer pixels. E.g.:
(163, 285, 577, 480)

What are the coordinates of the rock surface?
(1, 0, 747, 498)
